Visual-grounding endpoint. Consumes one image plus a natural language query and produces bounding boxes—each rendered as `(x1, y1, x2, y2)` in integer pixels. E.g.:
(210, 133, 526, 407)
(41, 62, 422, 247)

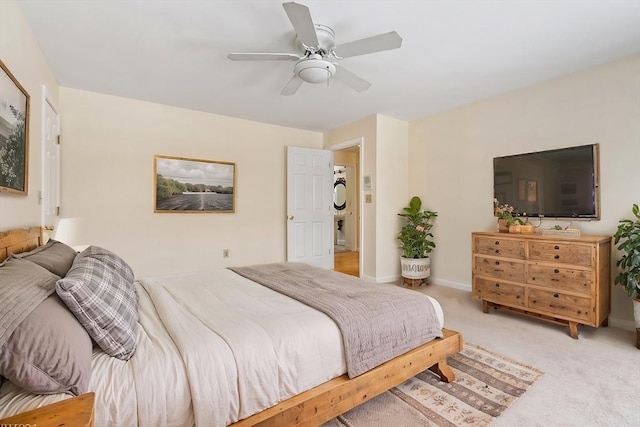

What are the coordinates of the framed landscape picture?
(154, 155, 236, 213)
(0, 60, 30, 195)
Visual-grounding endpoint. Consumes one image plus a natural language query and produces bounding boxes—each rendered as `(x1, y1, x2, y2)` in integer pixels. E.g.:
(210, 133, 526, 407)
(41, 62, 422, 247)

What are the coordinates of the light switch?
(365, 194, 372, 203)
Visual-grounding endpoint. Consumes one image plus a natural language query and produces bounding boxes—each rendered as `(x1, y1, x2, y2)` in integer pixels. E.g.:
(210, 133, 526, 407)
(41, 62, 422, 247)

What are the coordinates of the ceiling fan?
(227, 1, 402, 96)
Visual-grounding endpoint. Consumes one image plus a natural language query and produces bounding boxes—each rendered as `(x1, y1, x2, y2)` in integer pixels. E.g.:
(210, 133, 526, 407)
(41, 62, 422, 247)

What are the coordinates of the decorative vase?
(521, 223, 535, 234)
(400, 257, 430, 279)
(497, 219, 509, 233)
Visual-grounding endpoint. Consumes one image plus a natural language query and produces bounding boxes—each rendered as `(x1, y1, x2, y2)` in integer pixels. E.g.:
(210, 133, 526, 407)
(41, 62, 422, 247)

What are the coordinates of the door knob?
(287, 215, 294, 220)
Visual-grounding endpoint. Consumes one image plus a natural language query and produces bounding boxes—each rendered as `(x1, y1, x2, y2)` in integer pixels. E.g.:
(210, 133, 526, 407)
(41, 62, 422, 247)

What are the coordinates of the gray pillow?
(0, 258, 59, 348)
(12, 239, 78, 277)
(0, 294, 92, 396)
(56, 246, 139, 360)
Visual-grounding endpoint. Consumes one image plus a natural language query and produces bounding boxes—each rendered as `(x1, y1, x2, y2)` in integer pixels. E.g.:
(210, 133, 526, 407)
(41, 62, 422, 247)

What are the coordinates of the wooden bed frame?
(1, 227, 463, 427)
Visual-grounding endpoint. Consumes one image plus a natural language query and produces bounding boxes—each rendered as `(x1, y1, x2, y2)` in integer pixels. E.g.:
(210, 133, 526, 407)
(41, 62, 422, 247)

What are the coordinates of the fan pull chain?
(326, 66, 330, 87)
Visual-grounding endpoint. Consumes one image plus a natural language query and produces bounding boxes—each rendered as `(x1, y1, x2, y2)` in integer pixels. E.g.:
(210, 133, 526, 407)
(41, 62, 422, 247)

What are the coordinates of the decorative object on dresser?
(397, 196, 437, 288)
(472, 231, 611, 339)
(612, 203, 640, 349)
(493, 198, 525, 233)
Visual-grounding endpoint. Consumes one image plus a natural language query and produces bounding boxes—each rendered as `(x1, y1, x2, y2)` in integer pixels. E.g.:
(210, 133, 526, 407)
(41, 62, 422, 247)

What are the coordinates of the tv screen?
(493, 144, 599, 219)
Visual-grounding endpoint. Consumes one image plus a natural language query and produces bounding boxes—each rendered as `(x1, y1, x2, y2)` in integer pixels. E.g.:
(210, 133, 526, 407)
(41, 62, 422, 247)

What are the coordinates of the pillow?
(0, 294, 92, 396)
(12, 239, 78, 277)
(56, 246, 138, 360)
(0, 258, 59, 347)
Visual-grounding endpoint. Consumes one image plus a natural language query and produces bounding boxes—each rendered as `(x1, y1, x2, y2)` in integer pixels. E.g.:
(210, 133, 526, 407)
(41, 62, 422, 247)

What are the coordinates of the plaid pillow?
(56, 246, 138, 360)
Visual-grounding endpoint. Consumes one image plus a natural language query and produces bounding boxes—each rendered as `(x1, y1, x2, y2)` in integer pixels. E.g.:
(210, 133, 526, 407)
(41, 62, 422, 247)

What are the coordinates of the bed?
(0, 227, 462, 426)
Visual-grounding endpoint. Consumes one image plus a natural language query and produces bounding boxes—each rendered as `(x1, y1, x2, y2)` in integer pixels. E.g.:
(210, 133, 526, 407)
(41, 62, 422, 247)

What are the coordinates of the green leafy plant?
(494, 198, 524, 226)
(613, 204, 640, 299)
(397, 196, 437, 258)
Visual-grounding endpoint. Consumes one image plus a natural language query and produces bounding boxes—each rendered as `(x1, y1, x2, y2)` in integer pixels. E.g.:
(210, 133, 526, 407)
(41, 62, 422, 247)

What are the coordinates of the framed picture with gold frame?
(154, 154, 236, 213)
(0, 60, 30, 195)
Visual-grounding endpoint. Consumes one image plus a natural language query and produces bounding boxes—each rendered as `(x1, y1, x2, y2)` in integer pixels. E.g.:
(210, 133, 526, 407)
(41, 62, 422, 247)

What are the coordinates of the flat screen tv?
(493, 144, 600, 219)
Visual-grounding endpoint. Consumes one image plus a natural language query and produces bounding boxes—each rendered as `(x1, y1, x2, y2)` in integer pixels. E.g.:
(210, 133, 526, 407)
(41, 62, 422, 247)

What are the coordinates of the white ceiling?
(17, 0, 640, 132)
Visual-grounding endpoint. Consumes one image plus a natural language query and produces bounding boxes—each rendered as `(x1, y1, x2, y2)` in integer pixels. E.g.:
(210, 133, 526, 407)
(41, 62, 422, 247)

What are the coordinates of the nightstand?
(0, 392, 94, 426)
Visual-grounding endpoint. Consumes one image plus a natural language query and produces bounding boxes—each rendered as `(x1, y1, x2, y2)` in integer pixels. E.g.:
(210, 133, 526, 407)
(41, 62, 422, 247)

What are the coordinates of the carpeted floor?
(324, 343, 543, 427)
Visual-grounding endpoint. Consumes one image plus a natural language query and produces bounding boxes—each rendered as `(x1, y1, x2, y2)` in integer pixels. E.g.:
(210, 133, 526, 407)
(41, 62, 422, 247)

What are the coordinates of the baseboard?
(366, 274, 399, 283)
(609, 317, 636, 332)
(430, 277, 472, 292)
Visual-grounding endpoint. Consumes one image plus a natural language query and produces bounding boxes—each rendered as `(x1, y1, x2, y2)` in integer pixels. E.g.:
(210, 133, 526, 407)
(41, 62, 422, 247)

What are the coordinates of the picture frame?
(154, 154, 236, 213)
(0, 60, 30, 195)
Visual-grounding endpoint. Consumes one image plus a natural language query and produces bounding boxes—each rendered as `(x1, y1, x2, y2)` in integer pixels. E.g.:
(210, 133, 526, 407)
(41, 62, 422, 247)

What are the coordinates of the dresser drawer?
(474, 236, 525, 259)
(474, 256, 525, 282)
(528, 242, 592, 266)
(528, 289, 592, 322)
(527, 264, 593, 295)
(474, 277, 526, 308)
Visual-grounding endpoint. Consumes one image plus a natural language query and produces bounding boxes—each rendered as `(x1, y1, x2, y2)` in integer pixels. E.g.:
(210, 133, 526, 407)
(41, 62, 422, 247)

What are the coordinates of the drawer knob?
(495, 283, 500, 287)
(495, 261, 500, 265)
(554, 269, 560, 274)
(495, 249, 500, 254)
(553, 293, 559, 298)
(495, 241, 500, 245)
(554, 255, 560, 259)
(554, 245, 560, 250)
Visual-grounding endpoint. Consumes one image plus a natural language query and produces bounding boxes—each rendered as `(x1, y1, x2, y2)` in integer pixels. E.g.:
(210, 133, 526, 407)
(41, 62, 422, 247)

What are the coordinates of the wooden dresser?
(472, 232, 611, 338)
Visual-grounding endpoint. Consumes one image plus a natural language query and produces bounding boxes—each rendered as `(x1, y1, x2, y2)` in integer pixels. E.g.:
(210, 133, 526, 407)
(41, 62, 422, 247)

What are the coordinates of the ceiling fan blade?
(283, 2, 319, 48)
(227, 53, 301, 61)
(333, 64, 371, 92)
(281, 74, 305, 96)
(334, 31, 402, 59)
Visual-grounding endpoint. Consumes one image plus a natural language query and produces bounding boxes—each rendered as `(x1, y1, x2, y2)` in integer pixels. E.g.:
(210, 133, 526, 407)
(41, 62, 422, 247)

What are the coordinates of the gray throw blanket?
(229, 262, 443, 378)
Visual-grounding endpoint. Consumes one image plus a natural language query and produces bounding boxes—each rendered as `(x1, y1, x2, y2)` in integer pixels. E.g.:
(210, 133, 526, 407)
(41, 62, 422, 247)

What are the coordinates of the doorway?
(329, 139, 362, 277)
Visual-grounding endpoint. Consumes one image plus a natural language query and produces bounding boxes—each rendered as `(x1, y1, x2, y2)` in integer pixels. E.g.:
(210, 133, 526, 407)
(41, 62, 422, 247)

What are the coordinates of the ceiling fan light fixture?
(294, 56, 336, 83)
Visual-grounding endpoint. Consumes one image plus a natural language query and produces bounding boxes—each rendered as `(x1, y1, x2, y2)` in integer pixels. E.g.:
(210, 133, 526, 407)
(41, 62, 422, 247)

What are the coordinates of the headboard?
(0, 227, 43, 262)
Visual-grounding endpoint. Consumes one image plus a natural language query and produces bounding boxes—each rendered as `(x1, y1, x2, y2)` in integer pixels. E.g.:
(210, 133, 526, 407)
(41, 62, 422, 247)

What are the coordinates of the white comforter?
(0, 269, 444, 426)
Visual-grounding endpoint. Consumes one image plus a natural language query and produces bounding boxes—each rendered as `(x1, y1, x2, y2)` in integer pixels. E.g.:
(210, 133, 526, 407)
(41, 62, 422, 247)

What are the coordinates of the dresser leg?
(482, 300, 491, 314)
(568, 322, 579, 339)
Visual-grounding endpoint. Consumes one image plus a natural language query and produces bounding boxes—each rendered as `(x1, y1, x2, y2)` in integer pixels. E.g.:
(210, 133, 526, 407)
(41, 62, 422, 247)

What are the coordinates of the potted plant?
(613, 203, 640, 349)
(397, 196, 437, 280)
(494, 198, 524, 233)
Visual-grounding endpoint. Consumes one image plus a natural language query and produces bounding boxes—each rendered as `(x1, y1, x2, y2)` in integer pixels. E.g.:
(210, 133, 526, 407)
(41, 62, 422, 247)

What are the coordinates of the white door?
(286, 146, 334, 269)
(42, 97, 60, 228)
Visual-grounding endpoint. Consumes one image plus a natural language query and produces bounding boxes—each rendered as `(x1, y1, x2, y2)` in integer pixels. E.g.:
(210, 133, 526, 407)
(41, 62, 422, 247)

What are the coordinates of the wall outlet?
(365, 194, 372, 203)
(223, 249, 229, 258)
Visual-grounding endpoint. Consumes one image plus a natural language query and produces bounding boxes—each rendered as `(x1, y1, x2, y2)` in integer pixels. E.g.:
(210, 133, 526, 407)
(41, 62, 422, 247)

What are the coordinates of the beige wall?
(409, 55, 640, 328)
(376, 115, 409, 281)
(324, 114, 409, 281)
(57, 88, 323, 277)
(0, 0, 59, 229)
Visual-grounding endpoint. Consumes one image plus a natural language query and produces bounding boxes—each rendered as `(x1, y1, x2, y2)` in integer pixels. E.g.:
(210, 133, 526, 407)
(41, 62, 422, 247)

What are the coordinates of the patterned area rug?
(324, 343, 543, 427)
